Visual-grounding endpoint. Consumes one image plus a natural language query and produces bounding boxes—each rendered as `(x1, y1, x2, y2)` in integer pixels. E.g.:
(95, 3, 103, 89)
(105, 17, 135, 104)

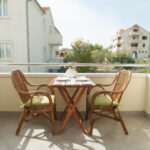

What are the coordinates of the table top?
(48, 76, 95, 87)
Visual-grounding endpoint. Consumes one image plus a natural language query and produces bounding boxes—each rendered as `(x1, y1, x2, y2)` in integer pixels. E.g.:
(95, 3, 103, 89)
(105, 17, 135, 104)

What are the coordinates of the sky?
(38, 0, 150, 48)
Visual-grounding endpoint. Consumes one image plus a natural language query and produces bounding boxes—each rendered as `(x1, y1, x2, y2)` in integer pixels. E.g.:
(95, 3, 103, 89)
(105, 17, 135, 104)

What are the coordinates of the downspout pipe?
(26, 0, 31, 72)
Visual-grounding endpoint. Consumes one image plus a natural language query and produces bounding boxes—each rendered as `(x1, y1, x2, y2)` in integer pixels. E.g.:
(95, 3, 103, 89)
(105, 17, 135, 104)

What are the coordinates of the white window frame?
(0, 41, 13, 62)
(0, 0, 9, 18)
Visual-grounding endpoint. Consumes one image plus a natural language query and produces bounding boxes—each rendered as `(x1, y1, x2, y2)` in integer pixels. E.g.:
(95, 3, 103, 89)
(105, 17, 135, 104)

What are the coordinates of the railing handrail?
(0, 63, 149, 68)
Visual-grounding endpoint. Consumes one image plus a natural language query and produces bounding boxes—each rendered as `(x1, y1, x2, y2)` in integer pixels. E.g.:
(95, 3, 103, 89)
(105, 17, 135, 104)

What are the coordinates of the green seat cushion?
(87, 94, 119, 107)
(21, 95, 55, 107)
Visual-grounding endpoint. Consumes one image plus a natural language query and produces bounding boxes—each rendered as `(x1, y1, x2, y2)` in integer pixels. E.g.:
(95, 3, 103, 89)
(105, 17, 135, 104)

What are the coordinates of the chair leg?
(117, 111, 128, 135)
(54, 105, 57, 120)
(85, 97, 88, 120)
(50, 109, 55, 135)
(16, 108, 25, 135)
(88, 110, 94, 136)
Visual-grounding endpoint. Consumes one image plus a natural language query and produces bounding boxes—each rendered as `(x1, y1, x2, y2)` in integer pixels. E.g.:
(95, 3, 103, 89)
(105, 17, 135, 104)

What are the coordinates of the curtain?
(0, 0, 2, 16)
(0, 44, 5, 58)
(6, 44, 11, 58)
(3, 0, 8, 16)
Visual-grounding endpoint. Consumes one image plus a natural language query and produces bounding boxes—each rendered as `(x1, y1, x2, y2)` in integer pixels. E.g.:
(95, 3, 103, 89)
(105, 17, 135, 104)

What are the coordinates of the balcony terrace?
(0, 63, 150, 150)
(49, 33, 63, 46)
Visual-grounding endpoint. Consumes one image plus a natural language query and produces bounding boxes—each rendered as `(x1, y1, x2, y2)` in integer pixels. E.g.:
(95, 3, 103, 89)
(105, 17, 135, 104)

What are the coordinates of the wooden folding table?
(48, 77, 95, 135)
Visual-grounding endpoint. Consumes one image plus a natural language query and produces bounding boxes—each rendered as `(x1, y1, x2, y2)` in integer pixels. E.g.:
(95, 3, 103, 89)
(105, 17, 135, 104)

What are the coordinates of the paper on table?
(76, 76, 89, 81)
(56, 76, 69, 81)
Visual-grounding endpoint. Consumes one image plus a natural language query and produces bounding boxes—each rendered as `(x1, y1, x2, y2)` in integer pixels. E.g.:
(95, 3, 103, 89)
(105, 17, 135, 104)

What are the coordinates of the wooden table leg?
(57, 87, 86, 135)
(59, 88, 83, 121)
(63, 88, 84, 121)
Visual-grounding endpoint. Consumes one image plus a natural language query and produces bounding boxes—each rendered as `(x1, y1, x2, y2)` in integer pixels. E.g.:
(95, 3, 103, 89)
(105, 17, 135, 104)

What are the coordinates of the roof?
(117, 29, 124, 34)
(32, 0, 45, 14)
(43, 7, 50, 11)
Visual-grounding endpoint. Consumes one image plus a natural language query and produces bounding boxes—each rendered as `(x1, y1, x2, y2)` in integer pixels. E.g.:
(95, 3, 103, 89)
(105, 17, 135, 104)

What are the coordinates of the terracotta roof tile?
(43, 7, 50, 11)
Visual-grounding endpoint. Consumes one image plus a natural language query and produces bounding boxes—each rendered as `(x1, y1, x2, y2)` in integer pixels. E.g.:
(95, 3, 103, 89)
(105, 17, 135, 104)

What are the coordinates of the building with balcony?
(111, 24, 150, 59)
(0, 0, 63, 72)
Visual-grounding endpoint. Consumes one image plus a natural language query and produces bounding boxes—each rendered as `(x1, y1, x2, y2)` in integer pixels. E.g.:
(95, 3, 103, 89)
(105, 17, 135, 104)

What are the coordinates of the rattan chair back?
(112, 70, 132, 102)
(11, 70, 30, 103)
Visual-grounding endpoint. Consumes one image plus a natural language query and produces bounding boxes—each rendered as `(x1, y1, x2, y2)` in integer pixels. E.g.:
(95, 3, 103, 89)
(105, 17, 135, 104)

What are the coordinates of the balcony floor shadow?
(0, 112, 150, 150)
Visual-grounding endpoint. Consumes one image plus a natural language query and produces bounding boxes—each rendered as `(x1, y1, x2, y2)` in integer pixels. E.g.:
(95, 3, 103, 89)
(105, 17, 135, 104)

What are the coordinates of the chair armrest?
(37, 85, 55, 95)
(87, 74, 118, 95)
(87, 84, 105, 95)
(25, 81, 55, 95)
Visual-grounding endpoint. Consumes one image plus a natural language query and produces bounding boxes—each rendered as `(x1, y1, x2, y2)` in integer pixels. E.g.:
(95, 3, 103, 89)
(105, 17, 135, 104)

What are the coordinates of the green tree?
(91, 49, 111, 63)
(90, 43, 103, 51)
(64, 51, 74, 63)
(109, 50, 135, 64)
(71, 40, 93, 72)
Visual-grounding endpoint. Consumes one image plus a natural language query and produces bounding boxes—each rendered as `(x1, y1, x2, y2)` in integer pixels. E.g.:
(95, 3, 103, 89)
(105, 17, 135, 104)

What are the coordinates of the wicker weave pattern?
(112, 70, 131, 102)
(11, 70, 30, 103)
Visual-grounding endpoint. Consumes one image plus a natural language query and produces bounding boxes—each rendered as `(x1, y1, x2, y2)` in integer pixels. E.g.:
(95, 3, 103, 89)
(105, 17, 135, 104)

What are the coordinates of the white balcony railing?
(0, 69, 150, 115)
(129, 39, 139, 43)
(130, 31, 139, 36)
(0, 63, 149, 68)
(49, 33, 63, 46)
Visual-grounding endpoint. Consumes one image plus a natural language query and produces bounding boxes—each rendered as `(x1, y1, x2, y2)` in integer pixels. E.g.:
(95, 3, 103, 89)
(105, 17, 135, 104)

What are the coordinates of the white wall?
(28, 2, 62, 72)
(28, 1, 47, 72)
(0, 0, 28, 72)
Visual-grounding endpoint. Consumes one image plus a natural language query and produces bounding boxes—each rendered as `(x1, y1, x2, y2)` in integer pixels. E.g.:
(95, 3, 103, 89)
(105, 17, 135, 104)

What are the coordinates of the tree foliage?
(109, 51, 135, 64)
(71, 40, 93, 72)
(63, 40, 135, 73)
(64, 51, 74, 63)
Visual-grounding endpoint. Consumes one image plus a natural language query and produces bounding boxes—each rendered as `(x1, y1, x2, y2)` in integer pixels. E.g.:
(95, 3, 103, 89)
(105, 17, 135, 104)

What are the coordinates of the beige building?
(111, 24, 150, 59)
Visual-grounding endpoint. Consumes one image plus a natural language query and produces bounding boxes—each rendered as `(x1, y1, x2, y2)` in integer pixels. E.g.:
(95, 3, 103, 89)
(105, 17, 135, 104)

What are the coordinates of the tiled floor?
(0, 112, 150, 150)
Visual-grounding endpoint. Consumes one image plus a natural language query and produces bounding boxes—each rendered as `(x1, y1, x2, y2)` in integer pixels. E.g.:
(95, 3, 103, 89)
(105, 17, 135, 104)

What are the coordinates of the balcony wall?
(49, 33, 62, 46)
(0, 73, 149, 114)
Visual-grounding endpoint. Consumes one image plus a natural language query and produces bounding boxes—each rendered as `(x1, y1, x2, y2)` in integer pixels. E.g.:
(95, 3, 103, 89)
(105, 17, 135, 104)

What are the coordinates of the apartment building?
(111, 24, 150, 59)
(0, 0, 62, 72)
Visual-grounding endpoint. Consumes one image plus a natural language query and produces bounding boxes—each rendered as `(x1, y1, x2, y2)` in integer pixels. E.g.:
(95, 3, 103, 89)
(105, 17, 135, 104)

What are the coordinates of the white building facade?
(111, 24, 150, 59)
(0, 0, 62, 72)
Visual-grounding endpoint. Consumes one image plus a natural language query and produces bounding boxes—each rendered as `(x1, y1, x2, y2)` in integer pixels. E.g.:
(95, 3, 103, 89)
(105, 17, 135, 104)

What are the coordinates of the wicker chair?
(86, 70, 132, 136)
(11, 70, 57, 135)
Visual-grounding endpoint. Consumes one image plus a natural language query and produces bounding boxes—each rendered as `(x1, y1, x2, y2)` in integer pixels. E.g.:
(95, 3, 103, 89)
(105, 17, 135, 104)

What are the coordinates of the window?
(139, 51, 141, 53)
(0, 42, 11, 59)
(117, 44, 121, 47)
(118, 36, 121, 40)
(131, 43, 138, 47)
(145, 51, 147, 53)
(142, 36, 147, 40)
(133, 35, 139, 39)
(143, 43, 145, 47)
(56, 51, 59, 55)
(133, 28, 138, 32)
(59, 52, 64, 57)
(0, 0, 8, 16)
